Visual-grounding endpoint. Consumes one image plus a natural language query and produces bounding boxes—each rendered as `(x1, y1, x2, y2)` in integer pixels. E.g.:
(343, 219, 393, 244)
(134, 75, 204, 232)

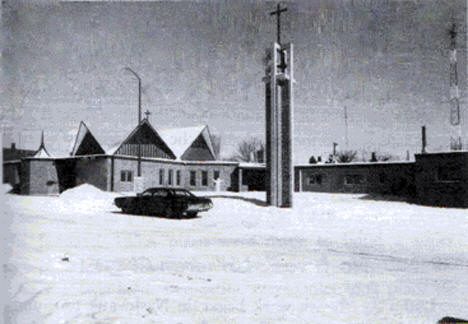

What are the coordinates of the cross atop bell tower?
(270, 4, 288, 73)
(270, 3, 287, 46)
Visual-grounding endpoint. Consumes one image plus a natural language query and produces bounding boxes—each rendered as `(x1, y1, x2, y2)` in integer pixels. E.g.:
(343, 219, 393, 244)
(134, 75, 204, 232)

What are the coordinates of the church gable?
(181, 132, 215, 161)
(71, 122, 105, 156)
(75, 131, 105, 155)
(114, 120, 176, 159)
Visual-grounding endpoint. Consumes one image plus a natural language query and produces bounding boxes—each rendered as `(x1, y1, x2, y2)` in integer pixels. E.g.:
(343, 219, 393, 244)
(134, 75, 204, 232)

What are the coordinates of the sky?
(1, 0, 466, 163)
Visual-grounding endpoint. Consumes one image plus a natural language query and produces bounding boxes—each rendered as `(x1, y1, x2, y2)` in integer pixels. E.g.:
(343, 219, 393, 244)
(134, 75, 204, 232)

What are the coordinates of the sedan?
(114, 188, 213, 218)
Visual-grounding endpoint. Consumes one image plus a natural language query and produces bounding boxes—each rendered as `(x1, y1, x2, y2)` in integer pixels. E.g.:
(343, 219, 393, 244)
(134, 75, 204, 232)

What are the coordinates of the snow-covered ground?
(3, 184, 468, 323)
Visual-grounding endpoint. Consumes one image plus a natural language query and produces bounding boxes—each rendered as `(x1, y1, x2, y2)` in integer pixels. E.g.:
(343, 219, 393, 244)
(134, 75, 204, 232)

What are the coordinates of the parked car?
(114, 188, 213, 218)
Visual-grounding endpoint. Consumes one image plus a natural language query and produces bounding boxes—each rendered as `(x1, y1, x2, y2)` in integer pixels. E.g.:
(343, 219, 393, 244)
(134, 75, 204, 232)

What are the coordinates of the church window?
(159, 169, 164, 185)
(190, 171, 196, 186)
(202, 171, 208, 186)
(214, 170, 220, 180)
(168, 169, 173, 185)
(176, 170, 181, 186)
(121, 170, 133, 182)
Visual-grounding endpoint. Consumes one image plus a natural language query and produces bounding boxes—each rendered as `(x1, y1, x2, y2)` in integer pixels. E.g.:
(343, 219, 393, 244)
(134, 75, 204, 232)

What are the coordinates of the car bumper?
(186, 202, 213, 212)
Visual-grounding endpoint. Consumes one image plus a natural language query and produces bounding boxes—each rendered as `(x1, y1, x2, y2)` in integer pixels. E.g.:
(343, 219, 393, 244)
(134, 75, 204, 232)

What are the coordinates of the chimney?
(11, 142, 16, 150)
(421, 126, 427, 153)
(370, 152, 377, 162)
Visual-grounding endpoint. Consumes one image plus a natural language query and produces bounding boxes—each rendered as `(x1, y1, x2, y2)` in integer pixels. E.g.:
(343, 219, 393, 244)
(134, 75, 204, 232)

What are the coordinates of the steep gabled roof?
(158, 125, 216, 160)
(70, 121, 105, 156)
(113, 119, 176, 158)
(33, 131, 53, 158)
(66, 120, 216, 161)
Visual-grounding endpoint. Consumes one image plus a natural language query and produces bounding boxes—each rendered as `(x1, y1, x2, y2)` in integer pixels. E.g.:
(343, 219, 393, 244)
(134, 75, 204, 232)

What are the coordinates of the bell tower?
(263, 4, 294, 207)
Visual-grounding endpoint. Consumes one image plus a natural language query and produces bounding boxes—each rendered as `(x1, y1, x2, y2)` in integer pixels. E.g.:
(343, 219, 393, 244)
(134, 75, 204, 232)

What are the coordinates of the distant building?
(3, 143, 36, 162)
(295, 152, 468, 208)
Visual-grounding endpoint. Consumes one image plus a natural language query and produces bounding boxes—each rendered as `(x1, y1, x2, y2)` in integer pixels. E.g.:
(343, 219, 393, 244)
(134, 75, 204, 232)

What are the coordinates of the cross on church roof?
(144, 109, 151, 120)
(270, 3, 287, 46)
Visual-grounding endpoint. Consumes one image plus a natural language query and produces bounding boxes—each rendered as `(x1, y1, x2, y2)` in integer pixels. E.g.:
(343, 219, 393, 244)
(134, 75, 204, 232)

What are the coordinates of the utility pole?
(421, 125, 427, 154)
(449, 22, 462, 150)
(124, 67, 142, 177)
(344, 106, 349, 149)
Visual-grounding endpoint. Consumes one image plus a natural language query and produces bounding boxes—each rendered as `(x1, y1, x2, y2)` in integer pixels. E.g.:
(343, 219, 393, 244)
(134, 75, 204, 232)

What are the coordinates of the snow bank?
(60, 183, 113, 200)
(58, 183, 120, 213)
(1, 183, 12, 194)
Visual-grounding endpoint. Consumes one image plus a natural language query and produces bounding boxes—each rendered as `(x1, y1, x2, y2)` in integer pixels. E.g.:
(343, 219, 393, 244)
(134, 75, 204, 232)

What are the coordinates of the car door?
(171, 189, 191, 213)
(139, 190, 153, 214)
(152, 189, 170, 215)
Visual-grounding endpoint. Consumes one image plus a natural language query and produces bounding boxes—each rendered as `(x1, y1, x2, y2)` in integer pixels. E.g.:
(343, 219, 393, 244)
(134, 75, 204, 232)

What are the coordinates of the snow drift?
(4, 190, 468, 323)
(58, 183, 120, 213)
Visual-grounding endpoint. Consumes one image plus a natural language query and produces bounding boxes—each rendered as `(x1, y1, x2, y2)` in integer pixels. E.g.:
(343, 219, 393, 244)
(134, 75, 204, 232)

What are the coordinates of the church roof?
(158, 125, 216, 160)
(70, 121, 105, 156)
(33, 147, 52, 158)
(33, 131, 53, 158)
(112, 119, 176, 159)
(69, 120, 216, 161)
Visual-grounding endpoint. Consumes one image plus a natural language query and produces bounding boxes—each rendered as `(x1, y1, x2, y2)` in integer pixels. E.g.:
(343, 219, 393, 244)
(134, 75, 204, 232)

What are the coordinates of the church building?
(54, 119, 239, 194)
(4, 119, 243, 195)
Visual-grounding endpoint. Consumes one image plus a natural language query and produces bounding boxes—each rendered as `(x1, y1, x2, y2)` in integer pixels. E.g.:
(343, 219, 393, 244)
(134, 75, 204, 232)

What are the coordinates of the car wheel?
(187, 212, 198, 218)
(164, 205, 175, 218)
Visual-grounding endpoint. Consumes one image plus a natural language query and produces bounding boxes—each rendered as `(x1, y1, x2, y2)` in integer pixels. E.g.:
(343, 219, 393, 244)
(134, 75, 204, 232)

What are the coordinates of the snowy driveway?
(3, 186, 468, 323)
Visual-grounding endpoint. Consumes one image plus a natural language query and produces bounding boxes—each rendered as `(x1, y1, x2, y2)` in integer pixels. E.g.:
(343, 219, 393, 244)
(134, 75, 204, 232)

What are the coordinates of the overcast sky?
(1, 0, 466, 162)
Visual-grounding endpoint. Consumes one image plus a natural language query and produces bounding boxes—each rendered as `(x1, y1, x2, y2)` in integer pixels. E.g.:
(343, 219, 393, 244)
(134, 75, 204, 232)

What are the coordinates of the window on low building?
(190, 171, 196, 186)
(308, 174, 325, 185)
(308, 175, 316, 184)
(436, 164, 462, 182)
(202, 171, 208, 186)
(120, 170, 133, 182)
(379, 172, 387, 183)
(176, 170, 181, 186)
(316, 174, 323, 185)
(214, 170, 220, 180)
(159, 169, 164, 185)
(168, 169, 173, 185)
(345, 174, 365, 185)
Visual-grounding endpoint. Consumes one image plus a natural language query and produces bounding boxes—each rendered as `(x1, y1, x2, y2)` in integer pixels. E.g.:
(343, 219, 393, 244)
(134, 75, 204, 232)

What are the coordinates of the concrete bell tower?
(263, 4, 294, 207)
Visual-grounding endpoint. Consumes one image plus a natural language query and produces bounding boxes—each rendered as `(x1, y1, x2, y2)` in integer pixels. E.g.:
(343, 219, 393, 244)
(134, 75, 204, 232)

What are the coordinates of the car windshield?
(152, 189, 169, 197)
(172, 189, 195, 197)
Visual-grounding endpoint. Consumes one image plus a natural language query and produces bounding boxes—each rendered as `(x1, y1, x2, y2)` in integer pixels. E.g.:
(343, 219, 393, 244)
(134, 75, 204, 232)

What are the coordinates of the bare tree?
(370, 151, 397, 162)
(231, 137, 265, 162)
(336, 150, 358, 163)
(376, 153, 393, 162)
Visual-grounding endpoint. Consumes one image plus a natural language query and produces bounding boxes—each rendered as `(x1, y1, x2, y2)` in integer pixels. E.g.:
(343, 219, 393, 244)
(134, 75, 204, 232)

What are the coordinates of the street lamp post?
(124, 67, 142, 177)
